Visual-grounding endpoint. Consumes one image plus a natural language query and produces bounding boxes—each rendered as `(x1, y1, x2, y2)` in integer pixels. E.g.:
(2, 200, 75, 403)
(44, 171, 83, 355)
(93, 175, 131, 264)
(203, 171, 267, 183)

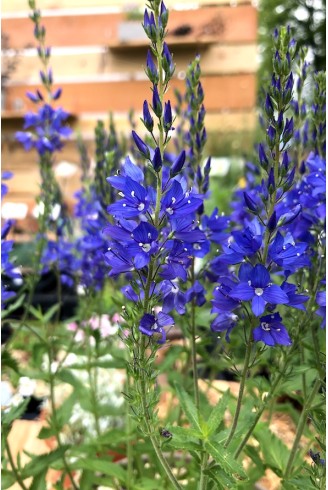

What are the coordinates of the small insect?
(160, 428, 172, 438)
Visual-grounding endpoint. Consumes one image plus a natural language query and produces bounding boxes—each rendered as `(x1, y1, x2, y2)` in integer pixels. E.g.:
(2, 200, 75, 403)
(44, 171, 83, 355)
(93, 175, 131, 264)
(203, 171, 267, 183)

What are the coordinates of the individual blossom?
(229, 264, 289, 316)
(253, 312, 292, 346)
(139, 311, 174, 344)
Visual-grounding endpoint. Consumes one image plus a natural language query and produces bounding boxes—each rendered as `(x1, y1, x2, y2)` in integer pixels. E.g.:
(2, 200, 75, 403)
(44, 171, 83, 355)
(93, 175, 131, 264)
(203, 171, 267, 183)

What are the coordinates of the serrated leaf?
(254, 424, 292, 476)
(174, 383, 202, 433)
(204, 465, 236, 489)
(166, 425, 202, 452)
(71, 458, 126, 482)
(21, 446, 69, 478)
(206, 390, 230, 437)
(204, 440, 246, 477)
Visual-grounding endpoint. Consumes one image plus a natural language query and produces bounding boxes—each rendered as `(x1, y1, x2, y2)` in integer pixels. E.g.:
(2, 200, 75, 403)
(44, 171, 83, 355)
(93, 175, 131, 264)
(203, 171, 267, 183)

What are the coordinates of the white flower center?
(166, 207, 174, 215)
(139, 242, 151, 252)
(261, 322, 271, 331)
(138, 203, 145, 211)
(255, 288, 264, 296)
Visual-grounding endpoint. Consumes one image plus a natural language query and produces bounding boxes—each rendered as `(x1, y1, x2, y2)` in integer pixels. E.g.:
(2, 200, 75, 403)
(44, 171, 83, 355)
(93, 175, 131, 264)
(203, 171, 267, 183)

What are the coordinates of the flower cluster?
(1, 172, 21, 308)
(208, 27, 324, 346)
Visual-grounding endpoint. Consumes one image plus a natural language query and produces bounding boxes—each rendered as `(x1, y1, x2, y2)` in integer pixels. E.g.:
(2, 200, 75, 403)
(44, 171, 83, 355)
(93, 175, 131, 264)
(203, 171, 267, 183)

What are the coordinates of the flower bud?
(146, 50, 158, 84)
(160, 2, 169, 29)
(132, 130, 150, 159)
(142, 100, 154, 132)
(52, 88, 62, 100)
(170, 150, 186, 177)
(268, 167, 275, 194)
(163, 101, 172, 131)
(152, 85, 162, 118)
(267, 210, 277, 232)
(152, 147, 162, 172)
(265, 93, 274, 118)
(243, 192, 258, 213)
(277, 204, 302, 226)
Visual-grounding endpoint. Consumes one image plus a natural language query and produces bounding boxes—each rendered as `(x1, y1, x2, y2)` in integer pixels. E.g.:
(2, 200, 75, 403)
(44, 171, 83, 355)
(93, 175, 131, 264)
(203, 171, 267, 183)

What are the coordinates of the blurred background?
(1, 0, 326, 241)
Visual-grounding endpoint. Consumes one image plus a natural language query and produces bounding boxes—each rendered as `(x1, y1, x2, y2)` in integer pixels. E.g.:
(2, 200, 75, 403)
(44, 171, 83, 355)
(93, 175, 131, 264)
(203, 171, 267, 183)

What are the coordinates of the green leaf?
(1, 293, 26, 319)
(166, 425, 202, 452)
(204, 465, 236, 489)
(43, 304, 60, 323)
(204, 440, 246, 478)
(56, 369, 84, 390)
(174, 383, 202, 432)
(79, 469, 95, 490)
(29, 469, 47, 490)
(71, 458, 127, 482)
(21, 446, 69, 478)
(2, 398, 30, 427)
(1, 470, 16, 489)
(206, 390, 230, 437)
(254, 424, 292, 476)
(28, 305, 44, 321)
(1, 349, 20, 374)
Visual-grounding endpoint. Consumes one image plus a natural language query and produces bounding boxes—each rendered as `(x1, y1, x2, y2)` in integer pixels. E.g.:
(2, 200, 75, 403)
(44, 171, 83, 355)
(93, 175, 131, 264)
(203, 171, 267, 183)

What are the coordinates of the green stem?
(198, 451, 209, 490)
(262, 141, 280, 264)
(5, 439, 29, 490)
(234, 355, 288, 457)
(139, 339, 182, 490)
(48, 348, 79, 490)
(224, 332, 253, 449)
(300, 343, 307, 399)
(126, 372, 134, 489)
(190, 259, 200, 410)
(284, 378, 322, 479)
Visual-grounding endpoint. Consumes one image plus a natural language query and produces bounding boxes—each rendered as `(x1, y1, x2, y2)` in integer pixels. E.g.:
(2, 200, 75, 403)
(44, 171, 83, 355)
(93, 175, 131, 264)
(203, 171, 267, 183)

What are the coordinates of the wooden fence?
(1, 0, 258, 234)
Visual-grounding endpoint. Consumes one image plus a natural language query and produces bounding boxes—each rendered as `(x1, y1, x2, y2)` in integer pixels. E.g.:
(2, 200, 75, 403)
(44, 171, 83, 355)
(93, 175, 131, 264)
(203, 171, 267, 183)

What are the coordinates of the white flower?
(18, 377, 36, 397)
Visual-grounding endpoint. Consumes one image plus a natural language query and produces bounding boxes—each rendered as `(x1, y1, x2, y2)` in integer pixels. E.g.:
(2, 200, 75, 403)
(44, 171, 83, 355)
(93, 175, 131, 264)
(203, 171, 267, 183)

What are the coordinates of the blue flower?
(160, 280, 187, 314)
(211, 312, 238, 342)
(107, 176, 150, 218)
(253, 312, 292, 346)
(229, 264, 289, 316)
(268, 232, 309, 272)
(139, 311, 174, 344)
(186, 280, 206, 307)
(161, 180, 202, 218)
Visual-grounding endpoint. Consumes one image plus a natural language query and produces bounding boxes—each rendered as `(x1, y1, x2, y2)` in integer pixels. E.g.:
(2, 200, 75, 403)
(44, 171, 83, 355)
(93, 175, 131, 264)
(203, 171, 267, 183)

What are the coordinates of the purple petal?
(262, 285, 289, 305)
(252, 295, 266, 316)
(230, 283, 254, 301)
(251, 264, 270, 288)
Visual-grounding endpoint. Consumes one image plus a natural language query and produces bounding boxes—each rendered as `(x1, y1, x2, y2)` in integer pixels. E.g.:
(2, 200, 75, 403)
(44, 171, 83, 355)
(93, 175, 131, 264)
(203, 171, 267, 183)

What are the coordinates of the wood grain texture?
(4, 74, 256, 113)
(5, 44, 258, 84)
(2, 0, 252, 14)
(2, 5, 257, 49)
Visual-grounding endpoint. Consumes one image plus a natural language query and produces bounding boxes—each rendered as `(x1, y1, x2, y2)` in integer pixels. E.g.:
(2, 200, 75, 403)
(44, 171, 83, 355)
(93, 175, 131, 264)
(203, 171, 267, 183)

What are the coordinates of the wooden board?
(4, 74, 256, 113)
(2, 0, 252, 14)
(2, 5, 257, 49)
(5, 44, 258, 84)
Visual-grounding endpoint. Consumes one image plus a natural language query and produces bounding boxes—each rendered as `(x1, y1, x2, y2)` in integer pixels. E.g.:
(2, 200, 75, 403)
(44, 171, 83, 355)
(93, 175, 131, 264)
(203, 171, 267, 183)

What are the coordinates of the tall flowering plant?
(2, 1, 326, 489)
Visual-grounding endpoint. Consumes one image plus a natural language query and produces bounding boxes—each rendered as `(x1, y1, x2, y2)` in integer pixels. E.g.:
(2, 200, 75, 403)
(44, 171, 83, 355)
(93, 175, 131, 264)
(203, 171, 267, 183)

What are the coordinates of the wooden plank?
(2, 5, 257, 49)
(4, 74, 256, 113)
(5, 44, 258, 84)
(2, 0, 252, 14)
